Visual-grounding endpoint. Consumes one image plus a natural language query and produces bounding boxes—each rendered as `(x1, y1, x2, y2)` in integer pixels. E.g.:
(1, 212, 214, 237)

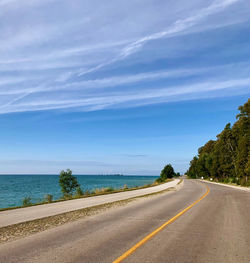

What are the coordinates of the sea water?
(0, 174, 157, 209)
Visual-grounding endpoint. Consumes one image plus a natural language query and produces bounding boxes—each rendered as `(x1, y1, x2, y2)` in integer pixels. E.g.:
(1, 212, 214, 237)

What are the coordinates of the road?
(0, 179, 249, 263)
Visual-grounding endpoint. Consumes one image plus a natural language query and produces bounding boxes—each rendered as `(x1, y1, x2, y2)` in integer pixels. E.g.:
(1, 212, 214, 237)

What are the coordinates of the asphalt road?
(0, 179, 249, 263)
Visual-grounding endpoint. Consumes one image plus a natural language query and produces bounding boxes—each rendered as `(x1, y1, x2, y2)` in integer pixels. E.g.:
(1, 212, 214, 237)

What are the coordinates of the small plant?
(75, 186, 84, 197)
(94, 188, 103, 194)
(94, 187, 114, 195)
(155, 177, 163, 183)
(224, 177, 230, 183)
(22, 196, 32, 206)
(231, 177, 237, 184)
(123, 184, 128, 190)
(84, 189, 91, 196)
(44, 194, 53, 203)
(106, 187, 114, 192)
(63, 193, 72, 200)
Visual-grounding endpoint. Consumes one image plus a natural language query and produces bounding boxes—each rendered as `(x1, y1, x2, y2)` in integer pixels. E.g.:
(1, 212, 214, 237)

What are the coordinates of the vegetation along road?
(0, 179, 249, 263)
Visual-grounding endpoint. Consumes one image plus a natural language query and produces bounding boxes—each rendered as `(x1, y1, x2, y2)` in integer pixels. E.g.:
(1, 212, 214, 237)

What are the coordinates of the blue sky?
(0, 0, 249, 175)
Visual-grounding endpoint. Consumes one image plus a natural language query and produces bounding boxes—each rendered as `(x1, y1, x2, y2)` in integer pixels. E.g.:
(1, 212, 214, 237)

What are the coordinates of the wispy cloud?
(0, 66, 211, 95)
(119, 0, 240, 58)
(0, 77, 249, 114)
(0, 0, 249, 115)
(77, 0, 241, 77)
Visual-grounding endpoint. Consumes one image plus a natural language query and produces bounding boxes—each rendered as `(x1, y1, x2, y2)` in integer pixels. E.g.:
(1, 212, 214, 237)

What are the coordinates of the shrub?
(123, 184, 128, 190)
(44, 194, 53, 203)
(62, 193, 73, 200)
(94, 187, 114, 195)
(240, 177, 250, 187)
(106, 187, 114, 192)
(224, 177, 230, 183)
(84, 189, 91, 196)
(22, 196, 32, 206)
(94, 188, 104, 194)
(75, 186, 84, 197)
(155, 177, 163, 183)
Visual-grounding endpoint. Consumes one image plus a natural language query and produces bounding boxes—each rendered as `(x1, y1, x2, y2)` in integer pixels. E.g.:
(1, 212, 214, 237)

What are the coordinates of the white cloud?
(0, 77, 249, 114)
(76, 0, 241, 76)
(0, 0, 249, 115)
(0, 66, 208, 95)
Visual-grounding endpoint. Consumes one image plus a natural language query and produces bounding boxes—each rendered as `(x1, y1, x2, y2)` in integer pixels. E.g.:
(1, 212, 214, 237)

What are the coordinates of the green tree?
(187, 156, 199, 179)
(187, 99, 250, 186)
(160, 164, 175, 180)
(59, 169, 79, 196)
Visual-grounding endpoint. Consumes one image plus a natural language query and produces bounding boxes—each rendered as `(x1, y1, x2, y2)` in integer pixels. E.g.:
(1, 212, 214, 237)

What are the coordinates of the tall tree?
(187, 99, 250, 186)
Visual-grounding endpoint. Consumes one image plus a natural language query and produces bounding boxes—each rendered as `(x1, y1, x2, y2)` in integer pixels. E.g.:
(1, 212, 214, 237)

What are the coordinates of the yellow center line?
(113, 183, 210, 263)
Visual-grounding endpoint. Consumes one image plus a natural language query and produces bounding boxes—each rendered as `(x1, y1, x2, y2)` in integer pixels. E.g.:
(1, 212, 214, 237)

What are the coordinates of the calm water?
(0, 174, 157, 209)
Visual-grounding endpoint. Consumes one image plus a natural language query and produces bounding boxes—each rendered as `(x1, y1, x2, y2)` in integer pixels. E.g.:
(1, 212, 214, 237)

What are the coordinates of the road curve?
(0, 179, 249, 263)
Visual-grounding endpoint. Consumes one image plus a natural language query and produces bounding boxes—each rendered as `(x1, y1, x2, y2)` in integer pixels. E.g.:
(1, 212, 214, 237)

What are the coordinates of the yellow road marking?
(113, 183, 210, 263)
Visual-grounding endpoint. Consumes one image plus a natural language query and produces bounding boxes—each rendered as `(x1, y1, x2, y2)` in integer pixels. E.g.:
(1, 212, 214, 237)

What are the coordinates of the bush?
(63, 193, 72, 200)
(106, 187, 114, 192)
(123, 184, 128, 190)
(22, 196, 32, 206)
(231, 177, 237, 184)
(75, 186, 84, 197)
(155, 177, 163, 183)
(84, 189, 91, 195)
(44, 194, 53, 203)
(224, 177, 230, 183)
(240, 177, 250, 187)
(94, 187, 114, 195)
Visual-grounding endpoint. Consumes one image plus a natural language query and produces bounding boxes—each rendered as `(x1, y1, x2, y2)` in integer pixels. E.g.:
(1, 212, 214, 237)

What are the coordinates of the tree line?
(187, 99, 249, 186)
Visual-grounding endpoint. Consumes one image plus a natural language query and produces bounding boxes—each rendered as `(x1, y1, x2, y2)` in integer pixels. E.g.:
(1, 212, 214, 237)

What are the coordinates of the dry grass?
(177, 179, 183, 185)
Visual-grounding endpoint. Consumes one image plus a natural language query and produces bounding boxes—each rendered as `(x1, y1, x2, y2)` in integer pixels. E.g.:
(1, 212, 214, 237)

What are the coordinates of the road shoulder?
(199, 179, 250, 192)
